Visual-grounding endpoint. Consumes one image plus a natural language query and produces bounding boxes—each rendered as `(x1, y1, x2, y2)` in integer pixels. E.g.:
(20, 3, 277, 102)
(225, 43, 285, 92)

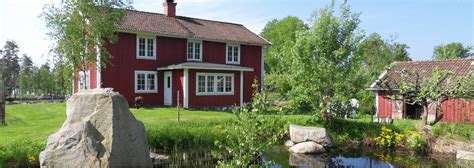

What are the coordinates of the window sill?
(226, 61, 240, 65)
(135, 90, 158, 94)
(136, 56, 157, 60)
(196, 92, 234, 96)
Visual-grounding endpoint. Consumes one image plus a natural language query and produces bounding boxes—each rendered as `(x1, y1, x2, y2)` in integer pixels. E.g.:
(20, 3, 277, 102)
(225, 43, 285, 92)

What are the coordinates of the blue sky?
(1, 0, 472, 65)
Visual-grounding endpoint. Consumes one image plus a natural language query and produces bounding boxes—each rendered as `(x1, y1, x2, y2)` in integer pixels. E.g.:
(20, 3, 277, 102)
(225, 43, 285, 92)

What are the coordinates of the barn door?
(164, 71, 172, 106)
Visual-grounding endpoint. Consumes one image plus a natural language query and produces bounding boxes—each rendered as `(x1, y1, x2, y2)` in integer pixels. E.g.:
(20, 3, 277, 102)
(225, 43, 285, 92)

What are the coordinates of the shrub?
(432, 123, 472, 141)
(373, 126, 404, 149)
(0, 139, 44, 166)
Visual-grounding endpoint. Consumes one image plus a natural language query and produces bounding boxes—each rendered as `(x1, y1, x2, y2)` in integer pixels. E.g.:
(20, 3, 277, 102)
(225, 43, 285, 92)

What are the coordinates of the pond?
(153, 146, 469, 168)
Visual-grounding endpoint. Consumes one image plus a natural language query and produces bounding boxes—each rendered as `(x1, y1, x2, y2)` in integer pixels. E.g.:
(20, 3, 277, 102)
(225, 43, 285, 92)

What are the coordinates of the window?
(196, 73, 234, 95)
(135, 71, 157, 93)
(136, 35, 156, 59)
(187, 40, 202, 61)
(78, 71, 90, 91)
(226, 44, 240, 64)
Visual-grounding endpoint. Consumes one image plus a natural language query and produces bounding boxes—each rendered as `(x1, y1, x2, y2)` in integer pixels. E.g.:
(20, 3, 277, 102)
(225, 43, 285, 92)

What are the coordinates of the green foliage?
(0, 140, 44, 167)
(214, 83, 286, 167)
(42, 0, 131, 87)
(373, 126, 404, 149)
(433, 42, 472, 60)
(432, 123, 473, 141)
(287, 2, 364, 118)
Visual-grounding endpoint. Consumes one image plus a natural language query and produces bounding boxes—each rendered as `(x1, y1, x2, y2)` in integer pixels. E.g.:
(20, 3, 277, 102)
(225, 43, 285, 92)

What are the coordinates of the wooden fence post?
(177, 90, 180, 122)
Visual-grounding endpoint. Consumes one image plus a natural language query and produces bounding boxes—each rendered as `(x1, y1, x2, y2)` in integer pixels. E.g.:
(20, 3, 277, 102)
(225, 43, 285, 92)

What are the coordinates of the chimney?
(163, 0, 177, 17)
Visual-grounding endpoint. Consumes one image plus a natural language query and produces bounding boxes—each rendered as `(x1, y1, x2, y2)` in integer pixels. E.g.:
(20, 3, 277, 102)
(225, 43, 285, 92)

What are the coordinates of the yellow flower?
(28, 154, 36, 162)
(215, 124, 223, 129)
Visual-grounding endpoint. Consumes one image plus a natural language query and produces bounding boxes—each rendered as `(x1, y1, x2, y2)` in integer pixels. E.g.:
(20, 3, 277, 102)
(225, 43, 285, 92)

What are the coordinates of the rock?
(289, 125, 333, 147)
(289, 152, 328, 167)
(457, 150, 474, 161)
(423, 125, 433, 135)
(289, 141, 326, 154)
(284, 140, 295, 147)
(150, 152, 170, 164)
(40, 88, 152, 167)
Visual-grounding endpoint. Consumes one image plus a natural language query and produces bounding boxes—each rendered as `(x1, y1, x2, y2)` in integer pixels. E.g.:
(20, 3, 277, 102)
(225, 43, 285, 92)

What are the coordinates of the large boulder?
(289, 125, 333, 147)
(289, 141, 326, 154)
(39, 89, 152, 167)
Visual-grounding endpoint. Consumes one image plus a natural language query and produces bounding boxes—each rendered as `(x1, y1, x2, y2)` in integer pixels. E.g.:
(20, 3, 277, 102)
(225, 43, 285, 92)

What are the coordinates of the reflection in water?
(154, 146, 463, 168)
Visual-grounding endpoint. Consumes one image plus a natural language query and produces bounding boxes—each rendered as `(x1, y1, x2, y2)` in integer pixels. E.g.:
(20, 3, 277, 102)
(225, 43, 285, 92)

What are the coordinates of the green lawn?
(0, 103, 234, 145)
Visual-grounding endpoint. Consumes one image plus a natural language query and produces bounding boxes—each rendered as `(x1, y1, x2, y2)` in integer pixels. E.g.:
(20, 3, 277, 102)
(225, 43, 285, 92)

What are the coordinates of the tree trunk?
(430, 100, 444, 126)
(422, 104, 429, 126)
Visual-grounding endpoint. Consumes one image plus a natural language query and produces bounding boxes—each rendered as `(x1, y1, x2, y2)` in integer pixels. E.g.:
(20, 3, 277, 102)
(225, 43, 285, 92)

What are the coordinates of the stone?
(456, 150, 474, 161)
(289, 152, 328, 167)
(40, 88, 152, 167)
(289, 125, 333, 147)
(284, 140, 295, 147)
(150, 152, 170, 165)
(289, 141, 326, 154)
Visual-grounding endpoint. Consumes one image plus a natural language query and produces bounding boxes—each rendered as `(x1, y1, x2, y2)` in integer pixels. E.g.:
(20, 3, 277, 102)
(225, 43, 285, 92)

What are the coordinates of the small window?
(135, 71, 158, 93)
(187, 40, 202, 61)
(136, 35, 156, 60)
(226, 44, 240, 64)
(196, 73, 234, 95)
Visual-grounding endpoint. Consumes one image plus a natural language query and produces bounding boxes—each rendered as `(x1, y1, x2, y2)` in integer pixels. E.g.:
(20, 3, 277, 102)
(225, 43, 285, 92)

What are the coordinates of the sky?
(0, 0, 473, 65)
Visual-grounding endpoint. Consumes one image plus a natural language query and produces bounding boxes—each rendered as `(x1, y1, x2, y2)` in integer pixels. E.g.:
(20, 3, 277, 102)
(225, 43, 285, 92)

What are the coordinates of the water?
(154, 146, 469, 168)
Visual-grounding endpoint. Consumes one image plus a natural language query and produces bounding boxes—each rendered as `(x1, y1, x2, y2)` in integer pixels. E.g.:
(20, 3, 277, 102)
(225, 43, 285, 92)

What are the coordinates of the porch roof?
(156, 62, 254, 72)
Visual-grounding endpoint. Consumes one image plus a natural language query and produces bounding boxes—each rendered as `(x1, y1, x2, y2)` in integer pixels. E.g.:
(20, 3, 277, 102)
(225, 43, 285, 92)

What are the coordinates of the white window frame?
(187, 40, 203, 61)
(196, 73, 234, 96)
(226, 43, 240, 64)
(136, 35, 157, 60)
(78, 70, 90, 91)
(134, 70, 158, 93)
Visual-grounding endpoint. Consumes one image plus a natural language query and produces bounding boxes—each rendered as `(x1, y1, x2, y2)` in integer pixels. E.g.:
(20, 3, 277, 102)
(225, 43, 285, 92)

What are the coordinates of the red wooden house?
(368, 58, 474, 124)
(73, 1, 270, 108)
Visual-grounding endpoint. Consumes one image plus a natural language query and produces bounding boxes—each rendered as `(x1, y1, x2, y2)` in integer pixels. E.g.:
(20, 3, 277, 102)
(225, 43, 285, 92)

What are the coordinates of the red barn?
(73, 1, 270, 109)
(368, 58, 474, 124)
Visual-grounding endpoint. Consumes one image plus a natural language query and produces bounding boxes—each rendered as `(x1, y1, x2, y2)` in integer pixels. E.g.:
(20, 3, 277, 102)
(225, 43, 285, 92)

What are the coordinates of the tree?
(42, 0, 131, 89)
(433, 42, 472, 60)
(355, 33, 411, 114)
(260, 16, 308, 73)
(1, 40, 20, 98)
(18, 54, 34, 97)
(260, 16, 307, 98)
(287, 2, 364, 119)
(398, 69, 473, 126)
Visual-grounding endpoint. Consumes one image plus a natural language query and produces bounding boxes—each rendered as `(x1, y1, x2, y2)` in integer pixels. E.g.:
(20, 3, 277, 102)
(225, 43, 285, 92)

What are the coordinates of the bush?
(0, 140, 44, 166)
(432, 123, 473, 141)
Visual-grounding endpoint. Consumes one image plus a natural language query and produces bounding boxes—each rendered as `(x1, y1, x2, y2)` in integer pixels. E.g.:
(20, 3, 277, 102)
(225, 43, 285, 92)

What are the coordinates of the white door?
(164, 71, 172, 106)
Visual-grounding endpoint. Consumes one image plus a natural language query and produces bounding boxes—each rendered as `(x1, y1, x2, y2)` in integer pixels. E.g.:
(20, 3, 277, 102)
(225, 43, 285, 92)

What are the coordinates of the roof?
(369, 58, 474, 90)
(117, 10, 271, 46)
(156, 62, 254, 72)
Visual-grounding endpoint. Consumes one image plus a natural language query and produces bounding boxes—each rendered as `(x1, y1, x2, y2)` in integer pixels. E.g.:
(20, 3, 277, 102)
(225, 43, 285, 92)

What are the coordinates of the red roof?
(117, 10, 271, 45)
(370, 58, 474, 90)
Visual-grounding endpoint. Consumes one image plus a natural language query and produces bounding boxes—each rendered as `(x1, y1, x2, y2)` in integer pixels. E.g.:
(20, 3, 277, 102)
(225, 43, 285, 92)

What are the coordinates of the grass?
(1, 103, 472, 165)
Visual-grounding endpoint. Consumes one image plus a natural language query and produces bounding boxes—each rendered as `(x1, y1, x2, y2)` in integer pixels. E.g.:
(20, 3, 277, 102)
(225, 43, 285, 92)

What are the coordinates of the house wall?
(188, 69, 241, 108)
(377, 90, 474, 123)
(377, 91, 393, 118)
(441, 98, 474, 123)
(75, 32, 262, 107)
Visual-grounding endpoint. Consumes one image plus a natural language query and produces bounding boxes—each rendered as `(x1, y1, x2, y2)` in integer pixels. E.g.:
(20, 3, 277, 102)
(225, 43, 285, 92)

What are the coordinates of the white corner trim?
(375, 92, 379, 118)
(261, 47, 264, 90)
(370, 70, 388, 88)
(240, 71, 244, 106)
(184, 69, 189, 108)
(96, 46, 101, 89)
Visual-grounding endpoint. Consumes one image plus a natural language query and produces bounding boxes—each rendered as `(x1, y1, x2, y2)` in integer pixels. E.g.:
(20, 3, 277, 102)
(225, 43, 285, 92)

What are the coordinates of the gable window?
(136, 35, 156, 60)
(226, 44, 240, 64)
(187, 40, 202, 61)
(135, 71, 158, 93)
(78, 71, 90, 91)
(196, 73, 233, 95)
